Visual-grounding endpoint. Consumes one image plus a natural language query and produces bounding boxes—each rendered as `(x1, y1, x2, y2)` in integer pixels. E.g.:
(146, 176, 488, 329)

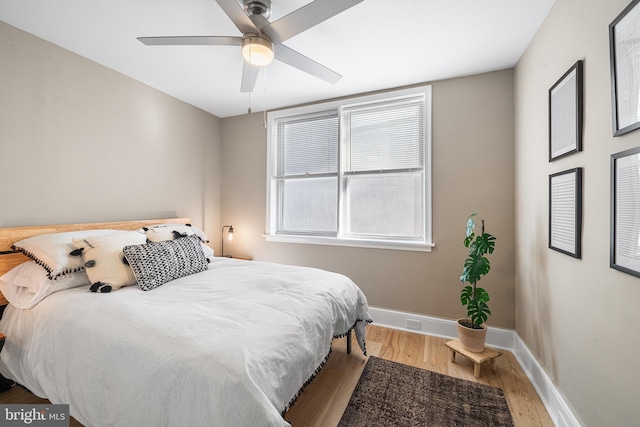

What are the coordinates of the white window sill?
(263, 234, 434, 252)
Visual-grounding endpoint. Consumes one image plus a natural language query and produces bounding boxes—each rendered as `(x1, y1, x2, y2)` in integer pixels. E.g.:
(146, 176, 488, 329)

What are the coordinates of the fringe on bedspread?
(280, 318, 373, 418)
(280, 348, 332, 418)
(333, 318, 374, 356)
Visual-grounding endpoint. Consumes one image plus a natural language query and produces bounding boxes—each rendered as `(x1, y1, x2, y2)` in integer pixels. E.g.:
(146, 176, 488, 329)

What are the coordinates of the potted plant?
(457, 212, 496, 352)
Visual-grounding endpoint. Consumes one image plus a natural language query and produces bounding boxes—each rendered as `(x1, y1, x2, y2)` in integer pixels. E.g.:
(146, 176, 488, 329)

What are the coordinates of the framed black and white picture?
(611, 147, 640, 277)
(549, 168, 582, 258)
(549, 60, 583, 161)
(610, 0, 640, 136)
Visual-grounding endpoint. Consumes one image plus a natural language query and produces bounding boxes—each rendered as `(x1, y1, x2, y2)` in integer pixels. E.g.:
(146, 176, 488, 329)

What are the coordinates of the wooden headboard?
(0, 218, 191, 306)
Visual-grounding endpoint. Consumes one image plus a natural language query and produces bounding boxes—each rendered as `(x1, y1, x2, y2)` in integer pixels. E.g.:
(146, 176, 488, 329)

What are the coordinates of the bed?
(0, 218, 371, 426)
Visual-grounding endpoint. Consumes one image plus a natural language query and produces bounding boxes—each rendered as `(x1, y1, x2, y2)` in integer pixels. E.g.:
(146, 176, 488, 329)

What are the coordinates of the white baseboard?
(367, 306, 582, 427)
(368, 306, 514, 349)
(512, 334, 583, 427)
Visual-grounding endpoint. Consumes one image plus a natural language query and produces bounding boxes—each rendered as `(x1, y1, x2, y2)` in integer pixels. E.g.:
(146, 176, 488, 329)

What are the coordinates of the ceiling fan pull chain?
(248, 48, 253, 114)
(263, 66, 268, 128)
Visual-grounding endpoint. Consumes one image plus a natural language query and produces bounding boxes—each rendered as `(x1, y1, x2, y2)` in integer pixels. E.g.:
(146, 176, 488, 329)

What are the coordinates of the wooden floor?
(286, 325, 554, 427)
(0, 325, 553, 426)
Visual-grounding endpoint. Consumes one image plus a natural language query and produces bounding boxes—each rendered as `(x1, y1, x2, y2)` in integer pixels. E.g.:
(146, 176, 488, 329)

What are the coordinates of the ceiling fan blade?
(274, 44, 341, 84)
(240, 61, 261, 93)
(137, 36, 242, 46)
(262, 0, 363, 45)
(215, 0, 258, 34)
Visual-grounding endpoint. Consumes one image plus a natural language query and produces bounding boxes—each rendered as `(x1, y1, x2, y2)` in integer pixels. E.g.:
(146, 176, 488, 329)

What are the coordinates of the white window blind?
(278, 113, 338, 176)
(342, 96, 424, 172)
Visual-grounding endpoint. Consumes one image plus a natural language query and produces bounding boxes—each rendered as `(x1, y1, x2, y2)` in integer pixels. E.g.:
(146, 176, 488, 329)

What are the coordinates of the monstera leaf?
(462, 287, 491, 327)
(460, 255, 490, 285)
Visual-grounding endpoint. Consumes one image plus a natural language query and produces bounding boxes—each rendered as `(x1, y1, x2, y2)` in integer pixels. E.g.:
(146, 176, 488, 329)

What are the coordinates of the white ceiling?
(0, 0, 556, 118)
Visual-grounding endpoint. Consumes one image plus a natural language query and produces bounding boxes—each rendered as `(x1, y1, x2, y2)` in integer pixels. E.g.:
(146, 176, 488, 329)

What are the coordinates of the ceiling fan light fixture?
(242, 36, 274, 66)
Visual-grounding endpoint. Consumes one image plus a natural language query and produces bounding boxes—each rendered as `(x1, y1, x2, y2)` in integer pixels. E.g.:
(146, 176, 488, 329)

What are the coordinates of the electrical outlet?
(406, 319, 421, 330)
(557, 411, 568, 427)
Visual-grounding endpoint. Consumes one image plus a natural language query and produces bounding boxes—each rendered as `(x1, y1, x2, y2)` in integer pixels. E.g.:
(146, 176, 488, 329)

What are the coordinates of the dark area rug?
(338, 356, 514, 427)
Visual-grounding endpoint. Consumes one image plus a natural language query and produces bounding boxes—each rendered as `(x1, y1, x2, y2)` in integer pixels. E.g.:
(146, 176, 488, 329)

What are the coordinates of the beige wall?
(0, 21, 222, 239)
(515, 0, 640, 425)
(221, 69, 516, 329)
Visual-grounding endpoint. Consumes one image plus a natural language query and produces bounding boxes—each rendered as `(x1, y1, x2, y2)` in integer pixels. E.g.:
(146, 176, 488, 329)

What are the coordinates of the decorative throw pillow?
(123, 235, 208, 291)
(142, 223, 213, 261)
(11, 229, 118, 279)
(0, 261, 91, 309)
(142, 223, 209, 243)
(71, 231, 147, 293)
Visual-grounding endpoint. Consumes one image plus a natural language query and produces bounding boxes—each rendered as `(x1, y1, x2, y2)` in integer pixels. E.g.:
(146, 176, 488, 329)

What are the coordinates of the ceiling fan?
(137, 0, 363, 93)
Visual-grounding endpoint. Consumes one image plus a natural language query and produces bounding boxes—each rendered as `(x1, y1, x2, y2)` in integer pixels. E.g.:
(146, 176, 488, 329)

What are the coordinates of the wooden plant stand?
(446, 339, 502, 378)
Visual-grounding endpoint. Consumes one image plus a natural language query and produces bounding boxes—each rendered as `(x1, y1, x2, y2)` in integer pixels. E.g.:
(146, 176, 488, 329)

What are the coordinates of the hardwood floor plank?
(396, 328, 425, 367)
(376, 327, 403, 361)
(423, 335, 452, 375)
(1, 325, 553, 426)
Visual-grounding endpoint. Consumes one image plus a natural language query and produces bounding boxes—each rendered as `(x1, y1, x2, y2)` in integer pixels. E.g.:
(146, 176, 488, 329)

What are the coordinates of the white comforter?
(0, 258, 371, 427)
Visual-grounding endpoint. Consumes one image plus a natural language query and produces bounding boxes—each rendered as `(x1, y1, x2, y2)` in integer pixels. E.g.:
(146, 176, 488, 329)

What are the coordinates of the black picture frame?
(549, 60, 583, 161)
(549, 168, 582, 258)
(611, 146, 640, 277)
(610, 0, 640, 136)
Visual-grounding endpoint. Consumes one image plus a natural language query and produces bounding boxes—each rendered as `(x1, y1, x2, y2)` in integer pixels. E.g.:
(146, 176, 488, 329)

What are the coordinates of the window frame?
(266, 85, 434, 252)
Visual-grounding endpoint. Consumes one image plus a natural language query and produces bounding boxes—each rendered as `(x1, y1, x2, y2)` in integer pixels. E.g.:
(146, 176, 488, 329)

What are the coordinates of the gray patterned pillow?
(123, 235, 208, 291)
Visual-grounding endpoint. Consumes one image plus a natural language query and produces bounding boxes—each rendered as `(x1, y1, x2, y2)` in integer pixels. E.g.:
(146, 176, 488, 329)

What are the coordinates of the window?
(266, 85, 433, 251)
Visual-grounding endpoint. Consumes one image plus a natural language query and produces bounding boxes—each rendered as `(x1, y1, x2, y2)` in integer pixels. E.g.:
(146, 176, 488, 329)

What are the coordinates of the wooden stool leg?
(490, 358, 498, 372)
(450, 349, 456, 364)
(473, 362, 481, 378)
